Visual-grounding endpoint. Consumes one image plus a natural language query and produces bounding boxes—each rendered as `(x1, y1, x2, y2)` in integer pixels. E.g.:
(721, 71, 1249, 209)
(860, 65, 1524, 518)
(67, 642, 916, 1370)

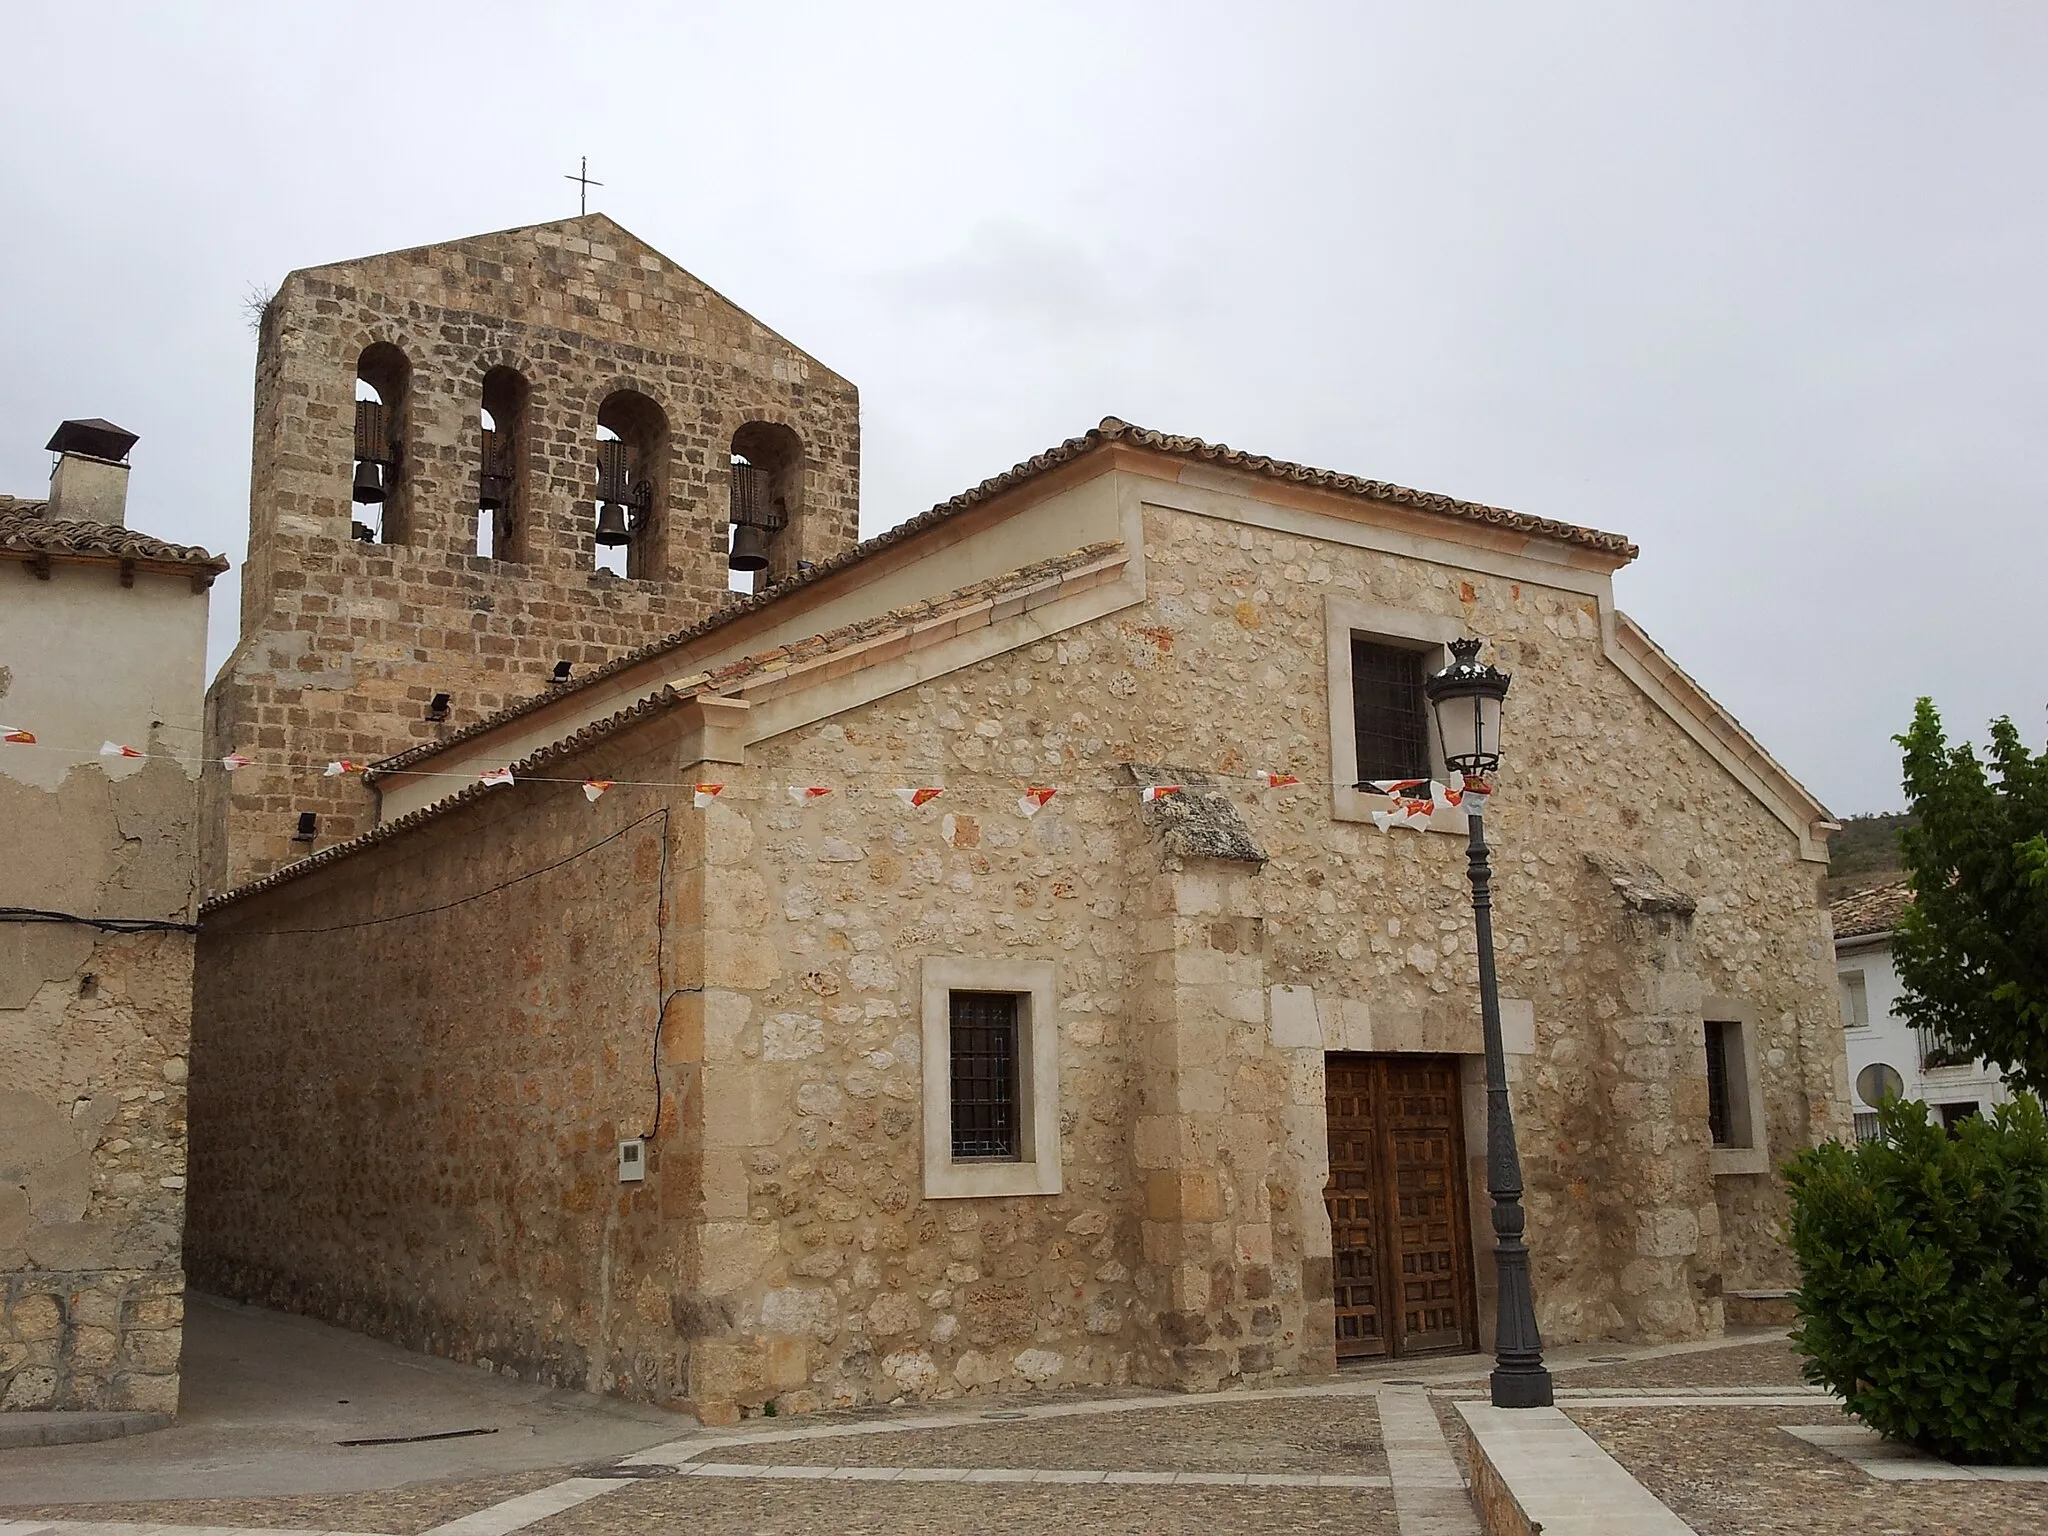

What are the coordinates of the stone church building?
(186, 215, 1849, 1421)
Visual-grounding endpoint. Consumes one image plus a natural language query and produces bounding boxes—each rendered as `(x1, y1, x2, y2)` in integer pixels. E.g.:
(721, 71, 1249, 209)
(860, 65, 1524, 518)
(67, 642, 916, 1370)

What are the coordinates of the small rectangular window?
(1938, 1101, 1980, 1133)
(1852, 1111, 1882, 1143)
(1351, 639, 1431, 785)
(1839, 970, 1869, 1029)
(949, 991, 1020, 1161)
(1704, 1019, 1735, 1148)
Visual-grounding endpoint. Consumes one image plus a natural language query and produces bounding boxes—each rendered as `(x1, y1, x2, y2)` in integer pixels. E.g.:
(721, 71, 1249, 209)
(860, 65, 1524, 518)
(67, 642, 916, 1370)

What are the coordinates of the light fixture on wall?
(426, 692, 451, 722)
(292, 811, 318, 843)
(551, 660, 573, 685)
(1424, 637, 1552, 1410)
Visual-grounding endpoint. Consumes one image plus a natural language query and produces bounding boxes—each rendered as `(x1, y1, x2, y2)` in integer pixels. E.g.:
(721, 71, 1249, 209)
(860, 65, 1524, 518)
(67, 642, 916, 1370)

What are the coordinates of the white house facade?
(1834, 880, 2012, 1137)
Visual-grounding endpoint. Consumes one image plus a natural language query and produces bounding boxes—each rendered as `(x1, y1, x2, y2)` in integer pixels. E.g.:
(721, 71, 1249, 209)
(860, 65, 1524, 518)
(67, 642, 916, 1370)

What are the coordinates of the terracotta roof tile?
(369, 418, 1633, 781)
(1833, 878, 1912, 941)
(0, 502, 229, 576)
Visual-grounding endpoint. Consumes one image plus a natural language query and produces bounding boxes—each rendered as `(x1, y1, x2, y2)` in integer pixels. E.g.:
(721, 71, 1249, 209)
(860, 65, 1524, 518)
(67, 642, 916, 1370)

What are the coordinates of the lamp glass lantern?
(1424, 637, 1510, 778)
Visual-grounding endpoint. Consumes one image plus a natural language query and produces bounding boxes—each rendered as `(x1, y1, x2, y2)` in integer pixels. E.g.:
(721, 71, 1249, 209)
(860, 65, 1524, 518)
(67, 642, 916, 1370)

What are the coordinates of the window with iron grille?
(1704, 1019, 1735, 1148)
(949, 992, 1021, 1161)
(1852, 1111, 1882, 1143)
(1351, 638, 1432, 785)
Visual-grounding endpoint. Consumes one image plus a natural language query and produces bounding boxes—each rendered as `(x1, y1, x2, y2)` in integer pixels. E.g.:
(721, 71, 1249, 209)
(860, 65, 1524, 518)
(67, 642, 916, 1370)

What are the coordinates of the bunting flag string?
(0, 721, 1501, 835)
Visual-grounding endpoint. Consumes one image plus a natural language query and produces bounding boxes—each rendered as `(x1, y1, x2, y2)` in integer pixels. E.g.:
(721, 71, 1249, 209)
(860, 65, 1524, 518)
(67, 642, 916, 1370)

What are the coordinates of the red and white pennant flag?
(789, 785, 832, 804)
(478, 767, 515, 788)
(892, 786, 944, 808)
(1140, 784, 1183, 803)
(2, 726, 34, 744)
(582, 779, 613, 802)
(220, 751, 252, 772)
(693, 783, 724, 809)
(100, 741, 143, 759)
(324, 759, 364, 776)
(1256, 770, 1301, 790)
(1017, 786, 1057, 817)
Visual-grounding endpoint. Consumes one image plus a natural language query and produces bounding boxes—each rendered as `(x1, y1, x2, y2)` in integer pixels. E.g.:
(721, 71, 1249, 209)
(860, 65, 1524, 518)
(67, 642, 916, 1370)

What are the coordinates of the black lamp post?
(1425, 637, 1553, 1410)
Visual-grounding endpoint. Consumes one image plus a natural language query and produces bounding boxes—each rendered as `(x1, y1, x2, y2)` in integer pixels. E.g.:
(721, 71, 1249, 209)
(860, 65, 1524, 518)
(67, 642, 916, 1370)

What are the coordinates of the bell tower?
(204, 214, 861, 891)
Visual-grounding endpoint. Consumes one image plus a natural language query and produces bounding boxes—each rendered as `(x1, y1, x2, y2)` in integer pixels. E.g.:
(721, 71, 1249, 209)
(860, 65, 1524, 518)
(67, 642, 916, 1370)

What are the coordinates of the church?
(185, 215, 1850, 1422)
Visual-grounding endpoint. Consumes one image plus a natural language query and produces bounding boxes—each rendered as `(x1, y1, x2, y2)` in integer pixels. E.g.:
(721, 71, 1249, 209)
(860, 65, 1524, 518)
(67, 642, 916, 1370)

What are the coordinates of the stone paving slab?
(1457, 1401, 1691, 1535)
(517, 1474, 1404, 1535)
(1783, 1423, 2048, 1483)
(1570, 1404, 2048, 1535)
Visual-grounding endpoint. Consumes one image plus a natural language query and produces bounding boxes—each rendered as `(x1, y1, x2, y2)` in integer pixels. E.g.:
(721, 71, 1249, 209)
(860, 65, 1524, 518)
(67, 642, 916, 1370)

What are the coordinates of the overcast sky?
(3, 2, 2042, 816)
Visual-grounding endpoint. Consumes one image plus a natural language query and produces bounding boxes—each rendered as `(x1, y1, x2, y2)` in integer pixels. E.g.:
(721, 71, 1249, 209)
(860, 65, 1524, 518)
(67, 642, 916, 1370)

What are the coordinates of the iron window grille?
(1351, 639, 1432, 785)
(1704, 1019, 1735, 1147)
(949, 991, 1021, 1161)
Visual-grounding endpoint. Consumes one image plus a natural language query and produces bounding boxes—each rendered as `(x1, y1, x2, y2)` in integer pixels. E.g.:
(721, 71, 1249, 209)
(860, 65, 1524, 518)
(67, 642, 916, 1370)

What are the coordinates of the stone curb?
(0, 1413, 173, 1451)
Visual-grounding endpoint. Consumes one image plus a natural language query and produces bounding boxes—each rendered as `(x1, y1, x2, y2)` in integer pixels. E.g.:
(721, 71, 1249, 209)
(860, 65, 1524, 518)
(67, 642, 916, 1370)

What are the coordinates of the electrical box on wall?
(618, 1138, 645, 1183)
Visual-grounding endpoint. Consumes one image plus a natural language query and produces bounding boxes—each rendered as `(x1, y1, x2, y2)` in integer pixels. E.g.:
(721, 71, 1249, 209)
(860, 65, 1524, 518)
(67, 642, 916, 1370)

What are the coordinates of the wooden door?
(1324, 1054, 1476, 1359)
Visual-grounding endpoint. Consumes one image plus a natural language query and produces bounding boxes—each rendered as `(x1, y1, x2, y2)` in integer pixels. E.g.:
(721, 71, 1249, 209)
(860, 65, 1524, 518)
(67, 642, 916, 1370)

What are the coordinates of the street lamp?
(1425, 637, 1553, 1410)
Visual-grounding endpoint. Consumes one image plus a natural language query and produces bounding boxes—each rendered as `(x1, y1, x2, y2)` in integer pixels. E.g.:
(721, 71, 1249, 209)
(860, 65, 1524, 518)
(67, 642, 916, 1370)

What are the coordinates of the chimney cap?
(45, 418, 139, 464)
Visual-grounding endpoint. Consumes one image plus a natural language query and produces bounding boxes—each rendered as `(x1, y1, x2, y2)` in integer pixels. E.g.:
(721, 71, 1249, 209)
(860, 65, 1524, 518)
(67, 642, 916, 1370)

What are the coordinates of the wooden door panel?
(1325, 1054, 1475, 1360)
(1324, 1057, 1388, 1358)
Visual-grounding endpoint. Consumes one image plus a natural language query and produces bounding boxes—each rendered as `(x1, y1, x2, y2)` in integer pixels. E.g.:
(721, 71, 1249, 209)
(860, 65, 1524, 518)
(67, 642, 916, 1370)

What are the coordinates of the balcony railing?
(1918, 1026, 1972, 1071)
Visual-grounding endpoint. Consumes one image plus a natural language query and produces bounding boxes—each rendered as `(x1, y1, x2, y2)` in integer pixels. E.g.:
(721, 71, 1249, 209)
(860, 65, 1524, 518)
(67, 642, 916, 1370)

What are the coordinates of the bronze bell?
(479, 472, 508, 513)
(352, 458, 386, 504)
(594, 502, 632, 547)
(729, 522, 770, 572)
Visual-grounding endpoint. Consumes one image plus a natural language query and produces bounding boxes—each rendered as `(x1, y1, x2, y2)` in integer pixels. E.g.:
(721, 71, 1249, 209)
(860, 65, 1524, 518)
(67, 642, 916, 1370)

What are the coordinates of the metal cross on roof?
(564, 156, 603, 216)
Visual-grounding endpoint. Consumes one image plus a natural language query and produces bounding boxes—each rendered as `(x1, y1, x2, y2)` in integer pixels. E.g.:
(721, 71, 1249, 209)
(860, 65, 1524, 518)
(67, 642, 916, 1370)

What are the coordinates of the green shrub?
(1783, 1094, 2048, 1464)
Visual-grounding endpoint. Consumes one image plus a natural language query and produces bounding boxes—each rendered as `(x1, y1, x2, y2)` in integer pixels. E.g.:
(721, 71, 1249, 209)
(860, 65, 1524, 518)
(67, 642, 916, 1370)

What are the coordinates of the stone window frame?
(1704, 995, 1771, 1177)
(1323, 595, 1470, 832)
(920, 957, 1063, 1200)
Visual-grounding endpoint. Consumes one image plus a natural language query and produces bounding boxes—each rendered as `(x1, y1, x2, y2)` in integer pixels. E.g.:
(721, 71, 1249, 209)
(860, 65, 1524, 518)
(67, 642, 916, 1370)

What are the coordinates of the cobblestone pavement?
(1551, 1337, 1811, 1390)
(19, 1329, 2046, 1536)
(1571, 1404, 2048, 1535)
(523, 1475, 1401, 1536)
(1, 1471, 562, 1536)
(707, 1393, 1390, 1475)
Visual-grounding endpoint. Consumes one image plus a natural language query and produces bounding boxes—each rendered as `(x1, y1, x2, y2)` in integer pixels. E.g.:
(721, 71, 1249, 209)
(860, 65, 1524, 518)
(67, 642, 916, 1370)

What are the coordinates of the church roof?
(0, 499, 229, 580)
(1834, 878, 1912, 941)
(366, 416, 1636, 785)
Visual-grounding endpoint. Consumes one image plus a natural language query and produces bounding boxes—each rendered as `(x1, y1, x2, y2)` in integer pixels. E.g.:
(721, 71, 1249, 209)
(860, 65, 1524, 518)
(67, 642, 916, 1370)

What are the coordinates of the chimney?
(46, 418, 139, 526)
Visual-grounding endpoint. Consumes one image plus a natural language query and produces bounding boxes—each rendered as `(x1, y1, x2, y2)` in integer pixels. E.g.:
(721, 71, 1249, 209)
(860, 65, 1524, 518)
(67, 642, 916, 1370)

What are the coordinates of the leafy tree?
(1892, 699, 2048, 1095)
(1785, 1095, 2048, 1465)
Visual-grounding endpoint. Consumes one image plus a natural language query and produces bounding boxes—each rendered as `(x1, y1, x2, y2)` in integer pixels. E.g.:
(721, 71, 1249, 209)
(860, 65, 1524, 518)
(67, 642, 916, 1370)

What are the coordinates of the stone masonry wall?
(186, 492, 1847, 1417)
(188, 724, 692, 1400)
(2, 757, 197, 1414)
(206, 215, 860, 891)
